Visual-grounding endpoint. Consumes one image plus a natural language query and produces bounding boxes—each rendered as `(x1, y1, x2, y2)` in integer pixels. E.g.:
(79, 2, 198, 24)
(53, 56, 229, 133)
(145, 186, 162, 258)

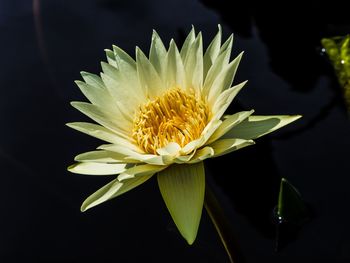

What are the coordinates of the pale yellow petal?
(70, 102, 132, 140)
(210, 138, 255, 158)
(208, 52, 244, 105)
(180, 26, 196, 61)
(211, 81, 247, 119)
(66, 122, 131, 145)
(188, 146, 214, 163)
(203, 25, 222, 78)
(183, 32, 203, 94)
(181, 119, 222, 154)
(136, 46, 165, 97)
(118, 164, 167, 181)
(149, 30, 167, 79)
(81, 173, 154, 211)
(74, 150, 139, 164)
(112, 45, 145, 97)
(206, 110, 254, 144)
(74, 80, 116, 111)
(101, 72, 144, 110)
(104, 49, 118, 68)
(224, 115, 302, 140)
(156, 142, 181, 156)
(98, 144, 174, 165)
(68, 162, 127, 175)
(166, 39, 186, 90)
(157, 162, 205, 245)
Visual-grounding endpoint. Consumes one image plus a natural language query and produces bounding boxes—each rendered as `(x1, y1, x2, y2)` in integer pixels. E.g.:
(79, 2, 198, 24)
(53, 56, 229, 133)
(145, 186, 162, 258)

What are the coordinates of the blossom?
(67, 25, 301, 244)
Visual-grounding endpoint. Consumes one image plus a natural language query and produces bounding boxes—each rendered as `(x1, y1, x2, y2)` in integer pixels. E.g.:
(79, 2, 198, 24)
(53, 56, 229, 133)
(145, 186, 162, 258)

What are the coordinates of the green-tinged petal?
(210, 138, 255, 157)
(183, 32, 203, 94)
(212, 81, 247, 118)
(218, 34, 233, 58)
(188, 146, 214, 163)
(157, 162, 205, 245)
(104, 49, 118, 68)
(208, 52, 244, 105)
(112, 45, 145, 97)
(181, 119, 222, 154)
(74, 80, 116, 111)
(66, 122, 132, 145)
(203, 38, 234, 97)
(99, 144, 174, 165)
(80, 71, 105, 90)
(101, 72, 144, 110)
(203, 25, 222, 78)
(81, 173, 154, 212)
(101, 62, 119, 81)
(136, 46, 165, 97)
(149, 30, 167, 78)
(166, 39, 186, 90)
(118, 164, 167, 181)
(70, 102, 132, 140)
(223, 115, 302, 140)
(68, 162, 127, 175)
(180, 26, 196, 61)
(74, 150, 139, 164)
(174, 150, 197, 164)
(207, 110, 254, 144)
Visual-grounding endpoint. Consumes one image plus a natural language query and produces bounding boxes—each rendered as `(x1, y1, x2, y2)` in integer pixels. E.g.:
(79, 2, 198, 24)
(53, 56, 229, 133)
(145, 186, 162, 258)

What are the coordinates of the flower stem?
(204, 183, 244, 263)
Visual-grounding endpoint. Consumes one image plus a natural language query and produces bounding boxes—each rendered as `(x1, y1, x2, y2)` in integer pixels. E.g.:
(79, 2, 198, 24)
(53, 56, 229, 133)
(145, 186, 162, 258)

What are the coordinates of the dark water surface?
(1, 0, 350, 262)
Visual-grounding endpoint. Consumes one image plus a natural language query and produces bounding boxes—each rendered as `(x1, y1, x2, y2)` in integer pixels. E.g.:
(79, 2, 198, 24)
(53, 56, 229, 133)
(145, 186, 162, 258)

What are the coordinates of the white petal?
(118, 164, 167, 181)
(70, 102, 132, 140)
(81, 172, 154, 211)
(149, 30, 167, 79)
(183, 32, 203, 94)
(223, 115, 302, 140)
(68, 162, 127, 175)
(166, 40, 186, 90)
(203, 25, 222, 78)
(206, 110, 254, 144)
(157, 162, 205, 245)
(210, 138, 255, 158)
(136, 46, 165, 97)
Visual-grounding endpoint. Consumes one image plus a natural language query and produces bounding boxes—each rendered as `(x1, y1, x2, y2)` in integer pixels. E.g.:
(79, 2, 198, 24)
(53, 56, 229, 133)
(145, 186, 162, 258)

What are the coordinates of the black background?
(1, 0, 350, 262)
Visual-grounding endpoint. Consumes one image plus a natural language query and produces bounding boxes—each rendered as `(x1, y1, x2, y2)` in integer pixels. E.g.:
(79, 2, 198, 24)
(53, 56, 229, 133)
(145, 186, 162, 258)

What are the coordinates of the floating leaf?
(321, 35, 350, 112)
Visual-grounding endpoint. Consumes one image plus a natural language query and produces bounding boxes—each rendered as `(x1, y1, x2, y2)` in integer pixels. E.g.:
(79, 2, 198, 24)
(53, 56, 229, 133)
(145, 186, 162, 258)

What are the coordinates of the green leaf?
(277, 178, 308, 225)
(157, 162, 205, 245)
(224, 115, 302, 140)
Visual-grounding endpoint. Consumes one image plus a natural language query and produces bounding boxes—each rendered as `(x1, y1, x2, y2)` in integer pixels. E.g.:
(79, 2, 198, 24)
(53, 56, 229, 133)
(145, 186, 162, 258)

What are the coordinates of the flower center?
(132, 87, 210, 154)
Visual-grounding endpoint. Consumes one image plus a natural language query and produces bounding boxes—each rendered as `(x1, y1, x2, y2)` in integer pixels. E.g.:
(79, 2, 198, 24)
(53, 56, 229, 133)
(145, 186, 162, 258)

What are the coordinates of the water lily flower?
(67, 25, 301, 245)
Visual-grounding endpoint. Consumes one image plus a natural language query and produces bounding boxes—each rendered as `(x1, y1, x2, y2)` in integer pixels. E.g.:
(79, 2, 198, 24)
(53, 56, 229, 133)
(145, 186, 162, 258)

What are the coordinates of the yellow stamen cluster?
(133, 87, 210, 154)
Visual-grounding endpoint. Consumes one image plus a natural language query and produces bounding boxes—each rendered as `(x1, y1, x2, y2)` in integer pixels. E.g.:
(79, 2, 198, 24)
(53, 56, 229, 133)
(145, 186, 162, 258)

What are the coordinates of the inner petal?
(132, 87, 211, 154)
